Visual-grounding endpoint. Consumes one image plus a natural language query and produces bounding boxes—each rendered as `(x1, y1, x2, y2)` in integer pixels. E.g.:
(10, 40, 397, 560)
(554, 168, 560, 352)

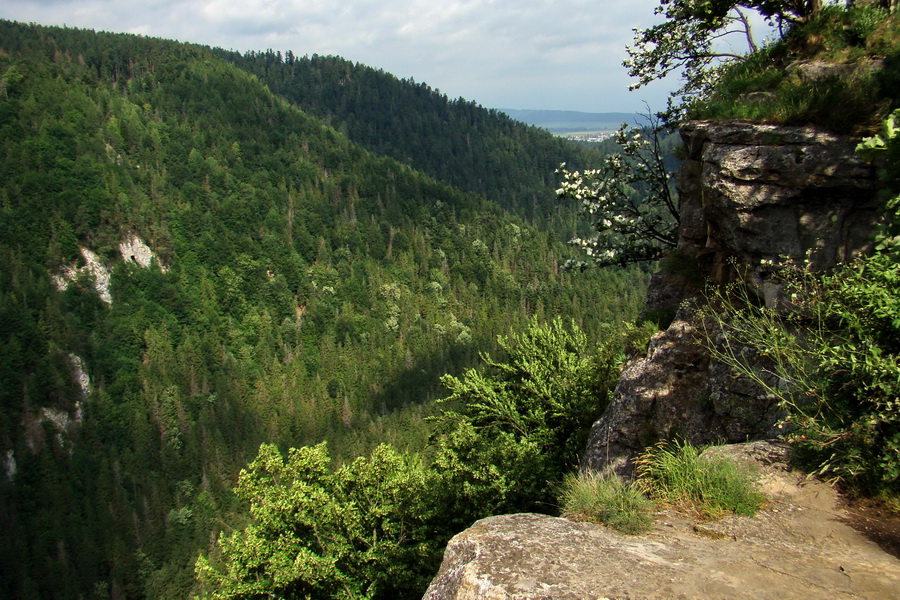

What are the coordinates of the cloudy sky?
(1, 0, 750, 113)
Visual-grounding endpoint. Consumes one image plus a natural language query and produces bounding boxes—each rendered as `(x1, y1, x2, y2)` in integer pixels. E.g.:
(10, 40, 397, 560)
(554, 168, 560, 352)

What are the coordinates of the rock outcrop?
(423, 442, 900, 600)
(581, 308, 785, 475)
(676, 120, 877, 289)
(52, 247, 113, 304)
(119, 232, 167, 271)
(583, 120, 879, 474)
(52, 233, 166, 305)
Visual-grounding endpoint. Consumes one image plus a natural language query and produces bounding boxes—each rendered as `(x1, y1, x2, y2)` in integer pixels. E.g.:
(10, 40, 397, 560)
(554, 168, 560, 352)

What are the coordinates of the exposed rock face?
(676, 120, 877, 290)
(423, 442, 900, 600)
(582, 307, 784, 474)
(52, 234, 165, 305)
(24, 404, 81, 455)
(52, 247, 112, 304)
(584, 121, 879, 474)
(66, 353, 90, 400)
(785, 59, 883, 84)
(3, 449, 14, 480)
(119, 232, 166, 271)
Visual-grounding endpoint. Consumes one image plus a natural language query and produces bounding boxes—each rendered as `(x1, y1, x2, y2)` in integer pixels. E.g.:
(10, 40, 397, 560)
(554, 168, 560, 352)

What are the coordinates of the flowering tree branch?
(556, 117, 679, 268)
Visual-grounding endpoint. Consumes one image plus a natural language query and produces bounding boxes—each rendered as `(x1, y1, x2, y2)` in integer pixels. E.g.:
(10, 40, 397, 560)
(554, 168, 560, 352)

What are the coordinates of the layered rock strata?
(583, 120, 879, 474)
(676, 120, 877, 289)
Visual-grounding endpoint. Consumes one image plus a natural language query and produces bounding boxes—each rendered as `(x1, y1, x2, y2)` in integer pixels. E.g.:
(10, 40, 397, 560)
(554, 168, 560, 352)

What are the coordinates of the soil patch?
(840, 496, 900, 559)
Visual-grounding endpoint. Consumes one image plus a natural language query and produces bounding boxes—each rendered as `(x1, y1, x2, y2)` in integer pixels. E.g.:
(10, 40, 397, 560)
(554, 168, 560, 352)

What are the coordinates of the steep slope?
(0, 21, 648, 599)
(212, 50, 606, 221)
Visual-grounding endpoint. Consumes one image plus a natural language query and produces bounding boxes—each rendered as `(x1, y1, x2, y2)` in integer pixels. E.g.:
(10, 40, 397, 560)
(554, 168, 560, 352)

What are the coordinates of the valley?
(0, 20, 648, 599)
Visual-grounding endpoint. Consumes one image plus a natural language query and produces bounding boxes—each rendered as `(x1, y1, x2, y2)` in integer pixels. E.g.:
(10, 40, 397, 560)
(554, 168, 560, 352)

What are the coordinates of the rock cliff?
(676, 120, 877, 288)
(422, 120, 892, 599)
(582, 120, 880, 474)
(423, 442, 900, 600)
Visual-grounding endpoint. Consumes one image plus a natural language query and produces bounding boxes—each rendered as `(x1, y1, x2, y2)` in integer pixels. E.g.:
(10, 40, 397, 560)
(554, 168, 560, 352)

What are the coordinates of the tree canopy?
(0, 19, 651, 599)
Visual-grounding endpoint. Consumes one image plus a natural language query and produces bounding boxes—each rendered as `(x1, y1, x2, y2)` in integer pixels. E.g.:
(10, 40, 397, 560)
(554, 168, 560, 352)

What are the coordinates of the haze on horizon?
(0, 0, 690, 113)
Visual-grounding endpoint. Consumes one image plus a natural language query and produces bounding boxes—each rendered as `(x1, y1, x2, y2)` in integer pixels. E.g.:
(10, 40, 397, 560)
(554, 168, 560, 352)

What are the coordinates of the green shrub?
(431, 317, 626, 518)
(195, 443, 439, 600)
(635, 441, 766, 520)
(699, 255, 900, 491)
(559, 471, 654, 534)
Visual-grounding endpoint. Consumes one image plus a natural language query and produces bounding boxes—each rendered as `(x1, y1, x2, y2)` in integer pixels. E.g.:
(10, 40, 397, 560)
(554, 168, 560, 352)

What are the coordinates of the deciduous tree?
(556, 119, 679, 267)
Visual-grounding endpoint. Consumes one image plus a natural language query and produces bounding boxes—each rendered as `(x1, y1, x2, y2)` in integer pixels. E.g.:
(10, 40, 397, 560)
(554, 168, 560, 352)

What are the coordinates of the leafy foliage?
(857, 107, 900, 252)
(625, 0, 786, 119)
(430, 317, 625, 520)
(196, 317, 629, 599)
(195, 443, 435, 600)
(0, 20, 650, 599)
(700, 255, 900, 490)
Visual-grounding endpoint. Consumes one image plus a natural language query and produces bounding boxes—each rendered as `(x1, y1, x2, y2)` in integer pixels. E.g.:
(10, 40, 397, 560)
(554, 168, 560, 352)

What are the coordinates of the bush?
(635, 441, 766, 519)
(197, 317, 634, 599)
(195, 443, 439, 600)
(431, 317, 625, 517)
(699, 255, 900, 491)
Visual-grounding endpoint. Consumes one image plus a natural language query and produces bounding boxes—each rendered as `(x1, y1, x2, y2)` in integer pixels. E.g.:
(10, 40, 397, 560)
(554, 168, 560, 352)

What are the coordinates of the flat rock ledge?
(422, 442, 900, 600)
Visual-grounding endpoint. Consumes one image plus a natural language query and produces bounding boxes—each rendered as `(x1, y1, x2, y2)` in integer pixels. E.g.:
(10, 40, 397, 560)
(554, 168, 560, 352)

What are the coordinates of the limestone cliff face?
(582, 120, 880, 474)
(676, 120, 877, 289)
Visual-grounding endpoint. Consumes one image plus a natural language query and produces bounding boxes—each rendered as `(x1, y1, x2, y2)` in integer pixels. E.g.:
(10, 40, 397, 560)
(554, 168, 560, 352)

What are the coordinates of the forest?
(212, 49, 601, 222)
(0, 20, 650, 599)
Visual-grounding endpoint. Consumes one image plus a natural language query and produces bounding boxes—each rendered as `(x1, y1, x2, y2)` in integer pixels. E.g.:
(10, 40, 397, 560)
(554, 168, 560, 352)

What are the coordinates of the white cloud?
(0, 0, 686, 111)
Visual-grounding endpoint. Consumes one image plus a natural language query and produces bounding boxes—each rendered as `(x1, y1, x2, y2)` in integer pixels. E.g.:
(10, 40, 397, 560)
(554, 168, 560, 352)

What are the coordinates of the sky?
(0, 0, 764, 113)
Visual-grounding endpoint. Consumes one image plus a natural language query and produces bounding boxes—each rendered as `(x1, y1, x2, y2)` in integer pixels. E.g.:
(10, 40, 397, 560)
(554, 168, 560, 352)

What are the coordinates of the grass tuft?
(635, 441, 766, 520)
(559, 471, 654, 534)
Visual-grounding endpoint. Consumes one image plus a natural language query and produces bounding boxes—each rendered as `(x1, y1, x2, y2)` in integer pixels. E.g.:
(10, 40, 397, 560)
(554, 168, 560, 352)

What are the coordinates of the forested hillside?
(213, 50, 606, 221)
(0, 21, 648, 599)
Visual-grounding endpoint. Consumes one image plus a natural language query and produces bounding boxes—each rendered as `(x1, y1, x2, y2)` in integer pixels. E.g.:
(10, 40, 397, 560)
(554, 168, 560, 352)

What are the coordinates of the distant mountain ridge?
(500, 109, 640, 134)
